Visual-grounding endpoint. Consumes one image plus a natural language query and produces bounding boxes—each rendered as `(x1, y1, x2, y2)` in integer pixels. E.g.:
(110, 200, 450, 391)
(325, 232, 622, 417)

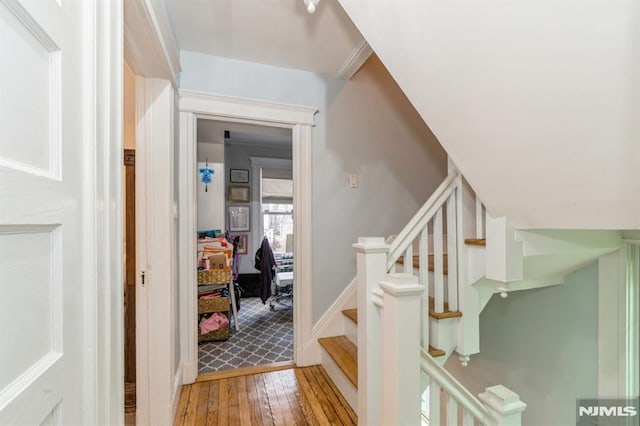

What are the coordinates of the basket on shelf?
(198, 296, 230, 314)
(198, 323, 229, 342)
(197, 268, 231, 285)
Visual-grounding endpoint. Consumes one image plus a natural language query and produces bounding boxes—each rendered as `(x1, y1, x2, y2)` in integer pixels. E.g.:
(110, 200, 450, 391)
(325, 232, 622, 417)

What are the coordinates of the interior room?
(195, 119, 295, 374)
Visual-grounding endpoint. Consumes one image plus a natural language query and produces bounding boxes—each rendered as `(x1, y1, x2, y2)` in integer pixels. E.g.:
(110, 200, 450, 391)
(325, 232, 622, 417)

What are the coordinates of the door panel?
(0, 0, 87, 423)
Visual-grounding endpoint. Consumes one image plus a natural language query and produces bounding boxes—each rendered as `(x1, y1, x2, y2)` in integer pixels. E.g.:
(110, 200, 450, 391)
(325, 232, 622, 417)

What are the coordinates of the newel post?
(479, 385, 527, 426)
(353, 237, 389, 426)
(379, 273, 424, 426)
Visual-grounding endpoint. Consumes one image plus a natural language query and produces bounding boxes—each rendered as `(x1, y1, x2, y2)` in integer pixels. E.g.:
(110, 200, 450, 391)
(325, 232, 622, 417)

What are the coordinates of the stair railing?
(387, 170, 462, 349)
(421, 350, 526, 426)
(355, 170, 526, 425)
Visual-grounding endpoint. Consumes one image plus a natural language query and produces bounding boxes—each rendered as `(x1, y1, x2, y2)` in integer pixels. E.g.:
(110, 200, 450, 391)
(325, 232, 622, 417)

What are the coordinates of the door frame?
(178, 90, 317, 383)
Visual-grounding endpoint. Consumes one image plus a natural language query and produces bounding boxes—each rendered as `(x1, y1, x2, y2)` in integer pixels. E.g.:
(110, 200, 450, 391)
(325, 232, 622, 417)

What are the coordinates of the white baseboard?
(171, 364, 184, 422)
(181, 360, 197, 384)
(299, 278, 357, 365)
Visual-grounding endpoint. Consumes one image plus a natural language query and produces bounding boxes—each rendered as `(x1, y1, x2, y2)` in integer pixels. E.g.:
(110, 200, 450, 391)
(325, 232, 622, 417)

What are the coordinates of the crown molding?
(336, 39, 373, 80)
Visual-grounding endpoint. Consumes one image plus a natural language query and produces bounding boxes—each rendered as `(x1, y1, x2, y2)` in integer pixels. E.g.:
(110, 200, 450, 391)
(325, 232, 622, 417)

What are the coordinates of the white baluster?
(379, 274, 424, 426)
(429, 382, 441, 426)
(446, 190, 458, 311)
(476, 195, 484, 239)
(404, 244, 413, 275)
(419, 229, 429, 349)
(446, 394, 458, 424)
(353, 237, 389, 426)
(462, 409, 474, 426)
(433, 208, 444, 313)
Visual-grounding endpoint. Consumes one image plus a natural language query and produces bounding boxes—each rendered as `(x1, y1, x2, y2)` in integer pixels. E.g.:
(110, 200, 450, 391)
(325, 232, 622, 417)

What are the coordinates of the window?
(262, 203, 292, 253)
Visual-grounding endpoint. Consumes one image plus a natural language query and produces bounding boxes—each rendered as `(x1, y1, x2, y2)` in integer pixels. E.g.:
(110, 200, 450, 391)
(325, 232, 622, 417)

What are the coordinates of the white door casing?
(178, 91, 317, 383)
(0, 0, 123, 424)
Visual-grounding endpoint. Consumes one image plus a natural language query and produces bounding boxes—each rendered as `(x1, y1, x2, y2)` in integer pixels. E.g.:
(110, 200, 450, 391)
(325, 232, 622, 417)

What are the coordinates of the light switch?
(349, 174, 359, 188)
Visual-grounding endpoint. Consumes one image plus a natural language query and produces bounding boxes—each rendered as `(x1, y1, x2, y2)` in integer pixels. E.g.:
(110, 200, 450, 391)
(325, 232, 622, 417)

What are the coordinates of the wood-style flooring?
(174, 366, 356, 426)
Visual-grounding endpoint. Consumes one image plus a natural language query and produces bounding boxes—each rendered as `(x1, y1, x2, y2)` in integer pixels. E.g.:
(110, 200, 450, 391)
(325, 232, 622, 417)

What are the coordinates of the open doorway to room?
(195, 119, 295, 375)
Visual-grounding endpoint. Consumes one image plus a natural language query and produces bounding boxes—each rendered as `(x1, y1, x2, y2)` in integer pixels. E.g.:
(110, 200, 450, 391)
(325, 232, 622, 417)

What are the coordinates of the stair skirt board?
(304, 279, 357, 365)
(320, 346, 358, 412)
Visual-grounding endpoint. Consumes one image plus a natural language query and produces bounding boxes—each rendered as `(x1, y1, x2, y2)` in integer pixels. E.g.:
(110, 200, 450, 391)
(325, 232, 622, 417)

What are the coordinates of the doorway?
(178, 91, 317, 384)
(195, 119, 295, 374)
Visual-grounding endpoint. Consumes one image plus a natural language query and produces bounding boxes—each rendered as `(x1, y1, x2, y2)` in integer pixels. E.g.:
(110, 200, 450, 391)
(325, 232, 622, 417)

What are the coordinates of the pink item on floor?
(199, 312, 229, 335)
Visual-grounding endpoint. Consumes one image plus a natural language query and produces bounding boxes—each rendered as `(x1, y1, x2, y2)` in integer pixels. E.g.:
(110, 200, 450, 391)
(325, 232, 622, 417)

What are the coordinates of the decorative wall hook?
(199, 158, 214, 192)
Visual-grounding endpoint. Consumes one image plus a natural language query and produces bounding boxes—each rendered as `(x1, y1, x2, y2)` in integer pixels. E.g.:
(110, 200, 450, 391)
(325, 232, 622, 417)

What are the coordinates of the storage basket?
(198, 296, 230, 314)
(197, 268, 231, 285)
(198, 323, 229, 342)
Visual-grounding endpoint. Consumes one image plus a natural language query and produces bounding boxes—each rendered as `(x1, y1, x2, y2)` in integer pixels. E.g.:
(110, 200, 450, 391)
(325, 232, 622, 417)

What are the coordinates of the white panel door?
(0, 0, 89, 424)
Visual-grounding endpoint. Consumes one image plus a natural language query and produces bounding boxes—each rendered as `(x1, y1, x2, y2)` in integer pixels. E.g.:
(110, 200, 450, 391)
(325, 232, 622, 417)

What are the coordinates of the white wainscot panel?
(0, 228, 61, 391)
(0, 1, 60, 176)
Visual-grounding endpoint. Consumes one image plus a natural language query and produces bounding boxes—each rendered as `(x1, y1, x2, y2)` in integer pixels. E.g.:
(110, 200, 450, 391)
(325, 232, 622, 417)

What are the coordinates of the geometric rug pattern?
(198, 296, 293, 373)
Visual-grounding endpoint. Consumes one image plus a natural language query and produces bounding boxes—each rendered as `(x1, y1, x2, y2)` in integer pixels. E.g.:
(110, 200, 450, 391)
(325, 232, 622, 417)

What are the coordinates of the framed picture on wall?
(231, 234, 248, 255)
(228, 206, 250, 231)
(228, 185, 250, 202)
(230, 169, 249, 183)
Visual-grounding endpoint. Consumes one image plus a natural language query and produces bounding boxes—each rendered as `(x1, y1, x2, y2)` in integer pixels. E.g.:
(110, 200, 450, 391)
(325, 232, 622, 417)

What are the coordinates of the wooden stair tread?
(397, 254, 448, 274)
(318, 336, 357, 388)
(428, 297, 462, 319)
(428, 345, 446, 358)
(464, 238, 486, 246)
(342, 309, 357, 324)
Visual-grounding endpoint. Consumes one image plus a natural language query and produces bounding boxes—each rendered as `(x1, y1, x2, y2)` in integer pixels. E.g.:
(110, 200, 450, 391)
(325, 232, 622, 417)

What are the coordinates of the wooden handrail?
(420, 350, 496, 425)
(386, 172, 460, 270)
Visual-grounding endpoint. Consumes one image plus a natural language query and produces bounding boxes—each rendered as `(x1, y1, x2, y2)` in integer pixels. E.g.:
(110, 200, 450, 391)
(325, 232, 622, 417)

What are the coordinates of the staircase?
(313, 168, 622, 425)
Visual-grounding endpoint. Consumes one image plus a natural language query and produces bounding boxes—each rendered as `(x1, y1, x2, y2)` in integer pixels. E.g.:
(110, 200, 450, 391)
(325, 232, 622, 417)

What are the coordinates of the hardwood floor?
(174, 366, 356, 426)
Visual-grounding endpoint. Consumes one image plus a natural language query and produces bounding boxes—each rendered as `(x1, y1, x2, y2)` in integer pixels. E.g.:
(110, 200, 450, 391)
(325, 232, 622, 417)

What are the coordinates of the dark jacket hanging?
(257, 237, 276, 304)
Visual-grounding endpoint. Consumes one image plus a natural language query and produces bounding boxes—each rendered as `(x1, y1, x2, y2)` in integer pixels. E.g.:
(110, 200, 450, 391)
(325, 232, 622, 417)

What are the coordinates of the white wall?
(337, 0, 640, 229)
(196, 161, 225, 232)
(446, 262, 599, 425)
(197, 142, 224, 163)
(180, 51, 447, 322)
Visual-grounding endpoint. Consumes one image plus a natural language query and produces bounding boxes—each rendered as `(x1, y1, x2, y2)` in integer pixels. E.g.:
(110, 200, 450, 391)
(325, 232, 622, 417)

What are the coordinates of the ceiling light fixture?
(304, 0, 319, 14)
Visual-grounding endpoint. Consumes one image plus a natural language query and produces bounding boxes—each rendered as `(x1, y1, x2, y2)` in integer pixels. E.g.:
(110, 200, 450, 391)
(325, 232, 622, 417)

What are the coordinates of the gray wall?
(224, 142, 293, 274)
(446, 262, 599, 426)
(180, 51, 448, 322)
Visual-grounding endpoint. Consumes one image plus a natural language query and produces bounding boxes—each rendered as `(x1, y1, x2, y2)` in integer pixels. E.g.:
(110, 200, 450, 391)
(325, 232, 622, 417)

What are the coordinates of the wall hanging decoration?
(199, 158, 215, 192)
(228, 186, 250, 202)
(230, 169, 249, 183)
(228, 206, 250, 232)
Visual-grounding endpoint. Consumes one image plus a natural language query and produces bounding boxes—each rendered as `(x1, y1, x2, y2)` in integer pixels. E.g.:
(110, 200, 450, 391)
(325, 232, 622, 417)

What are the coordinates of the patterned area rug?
(198, 296, 293, 373)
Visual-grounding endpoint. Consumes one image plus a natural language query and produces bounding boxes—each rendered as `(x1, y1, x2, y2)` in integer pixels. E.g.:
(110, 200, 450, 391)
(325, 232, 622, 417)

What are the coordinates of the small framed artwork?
(230, 169, 249, 183)
(228, 185, 250, 202)
(228, 206, 250, 232)
(231, 234, 248, 255)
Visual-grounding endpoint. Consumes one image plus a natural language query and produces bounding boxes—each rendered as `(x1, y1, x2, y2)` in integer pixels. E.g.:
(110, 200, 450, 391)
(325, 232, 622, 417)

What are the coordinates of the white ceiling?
(197, 119, 292, 149)
(165, 0, 366, 76)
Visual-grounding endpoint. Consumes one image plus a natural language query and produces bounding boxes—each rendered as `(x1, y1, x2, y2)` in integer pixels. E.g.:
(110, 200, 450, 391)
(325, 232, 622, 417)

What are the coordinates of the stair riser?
(344, 316, 357, 346)
(320, 347, 358, 412)
(429, 317, 459, 356)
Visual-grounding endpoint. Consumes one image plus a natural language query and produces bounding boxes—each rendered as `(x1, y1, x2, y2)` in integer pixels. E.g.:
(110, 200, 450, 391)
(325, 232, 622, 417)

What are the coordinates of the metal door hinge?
(141, 271, 146, 287)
